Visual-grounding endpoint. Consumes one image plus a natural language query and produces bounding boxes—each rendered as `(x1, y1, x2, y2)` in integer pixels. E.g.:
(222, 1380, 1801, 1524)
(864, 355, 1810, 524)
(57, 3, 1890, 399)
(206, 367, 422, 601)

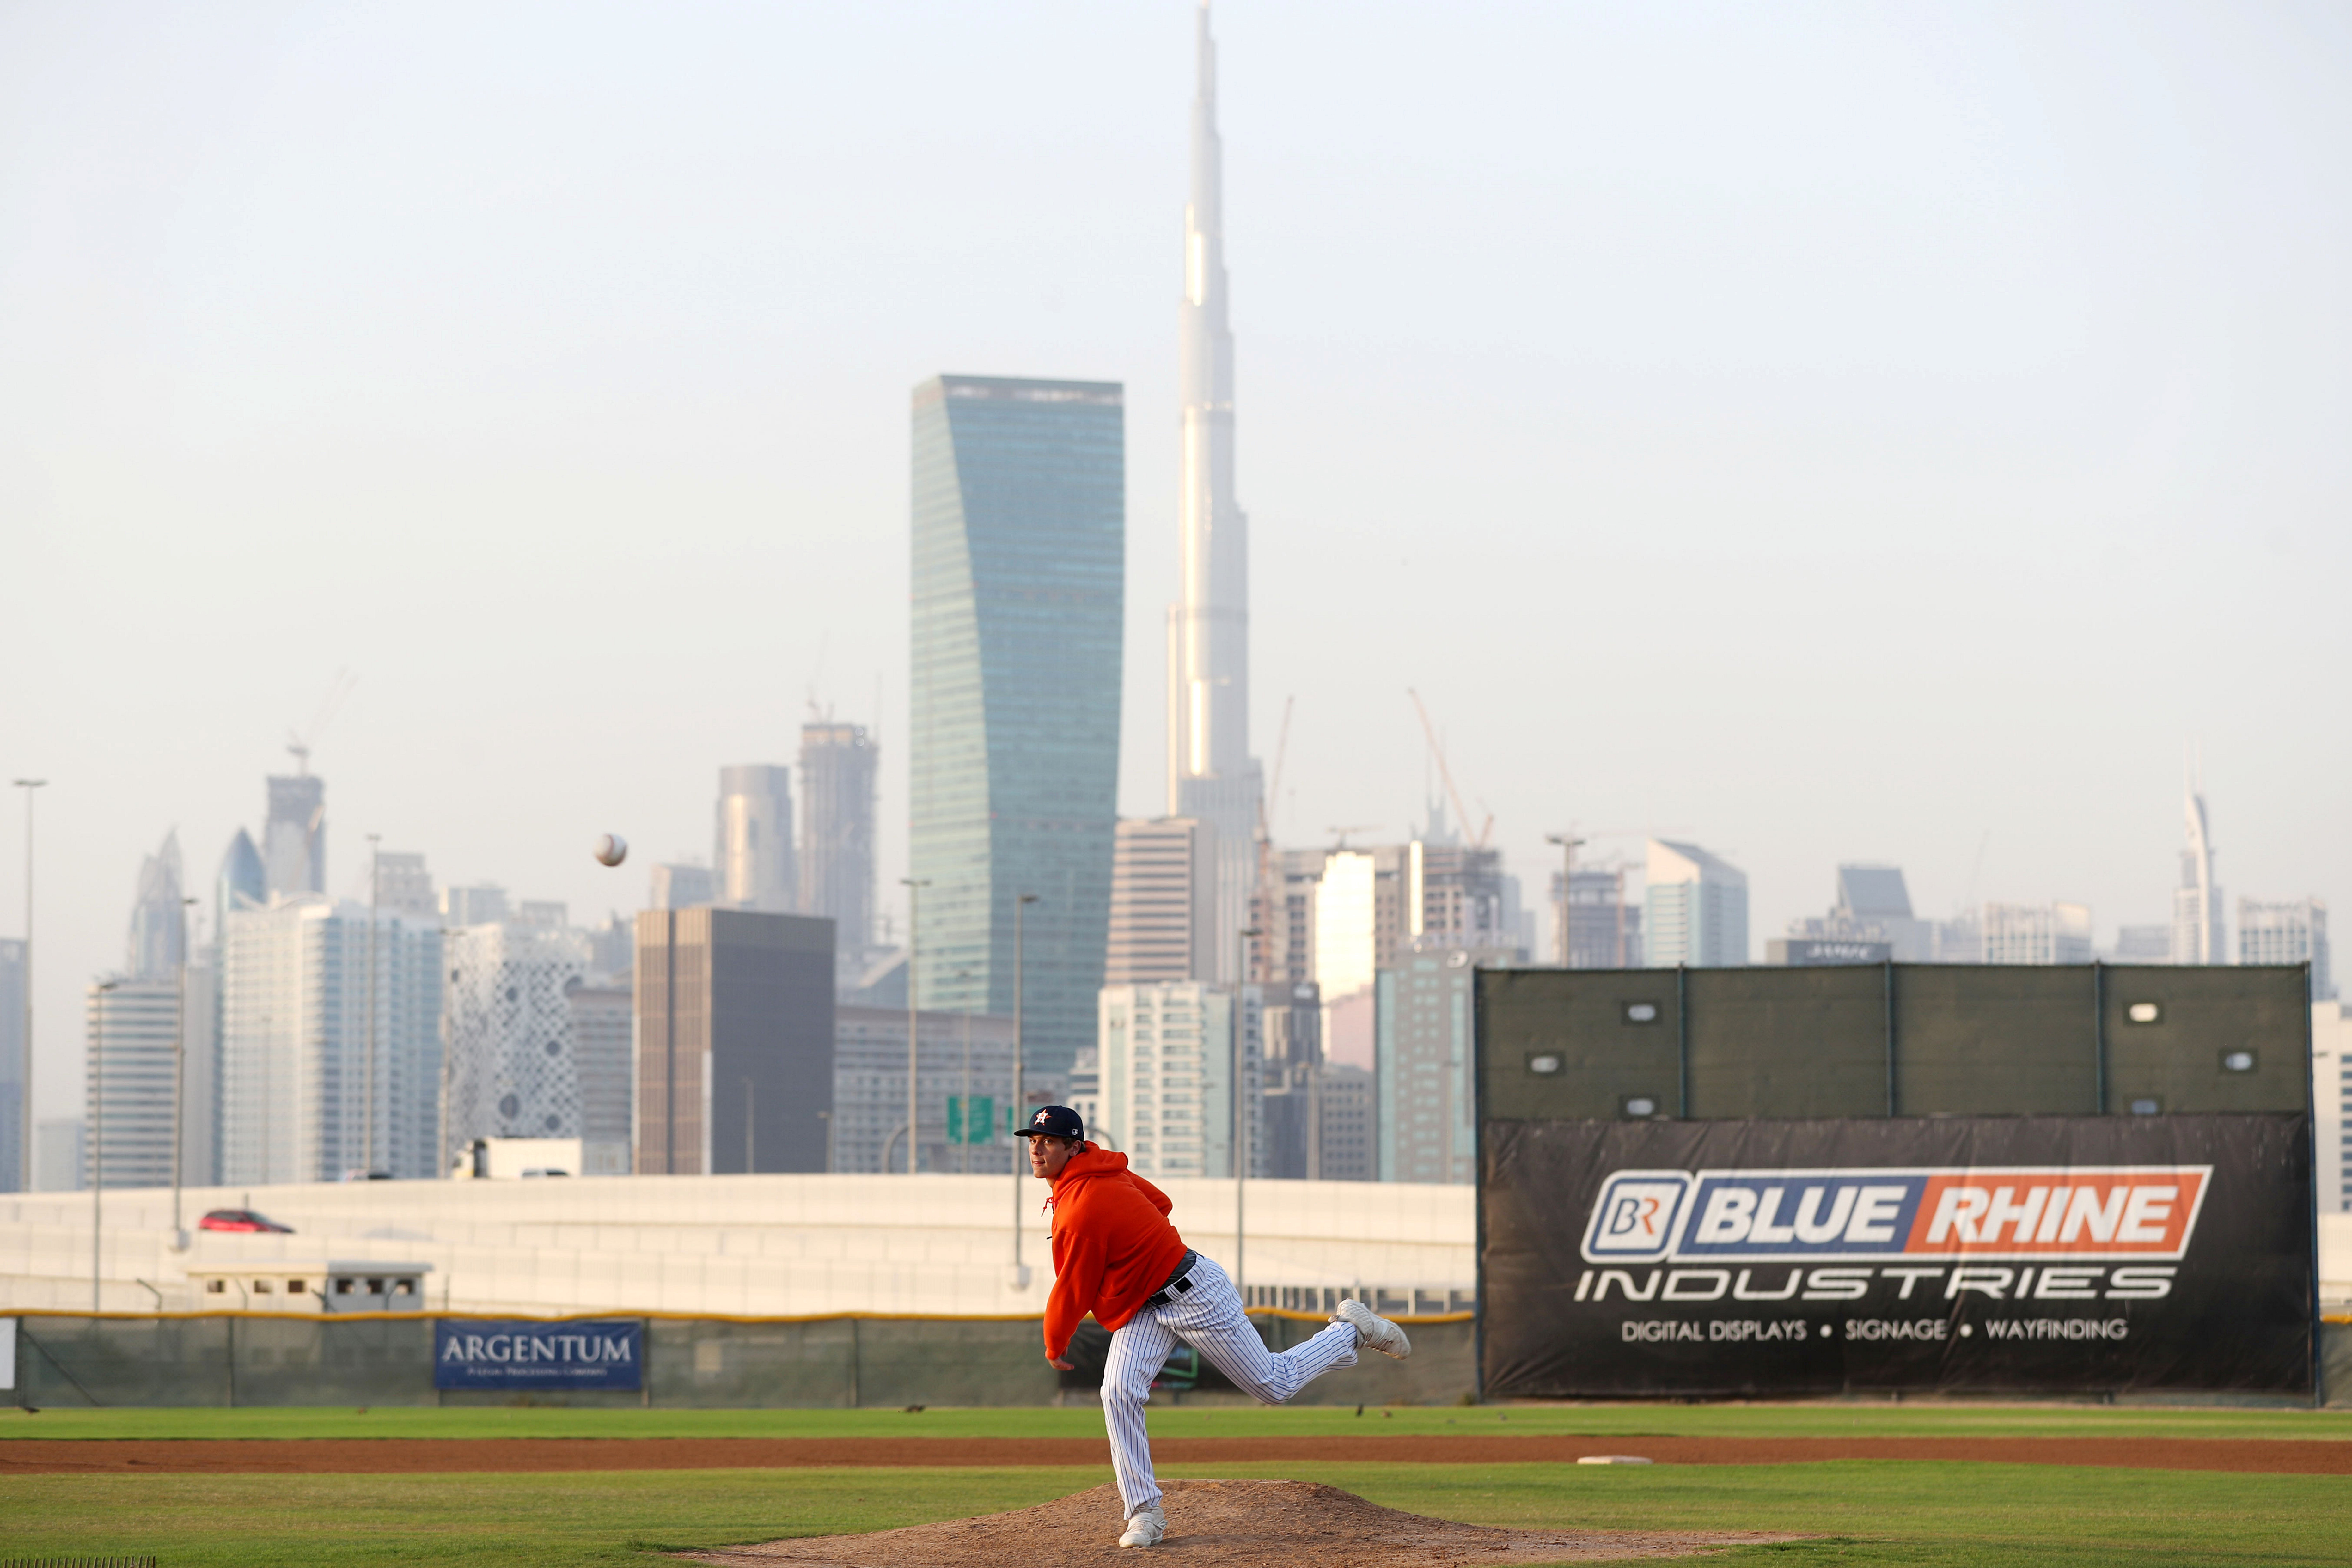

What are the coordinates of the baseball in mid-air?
(593, 833, 628, 868)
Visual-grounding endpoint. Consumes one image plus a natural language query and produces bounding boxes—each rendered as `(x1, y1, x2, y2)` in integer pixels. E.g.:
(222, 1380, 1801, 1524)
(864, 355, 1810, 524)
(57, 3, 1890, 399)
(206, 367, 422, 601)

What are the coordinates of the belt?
(1145, 1249, 1200, 1309)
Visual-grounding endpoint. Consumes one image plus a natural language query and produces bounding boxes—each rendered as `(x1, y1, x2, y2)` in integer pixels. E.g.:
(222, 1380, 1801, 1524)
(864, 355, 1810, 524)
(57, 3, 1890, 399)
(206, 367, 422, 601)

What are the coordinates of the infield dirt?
(680, 1478, 1800, 1565)
(4, 1433, 2347, 1474)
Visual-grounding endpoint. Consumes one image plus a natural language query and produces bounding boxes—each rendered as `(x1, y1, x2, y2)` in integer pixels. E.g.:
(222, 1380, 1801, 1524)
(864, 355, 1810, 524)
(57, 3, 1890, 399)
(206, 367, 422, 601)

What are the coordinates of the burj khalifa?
(1167, 1, 1262, 982)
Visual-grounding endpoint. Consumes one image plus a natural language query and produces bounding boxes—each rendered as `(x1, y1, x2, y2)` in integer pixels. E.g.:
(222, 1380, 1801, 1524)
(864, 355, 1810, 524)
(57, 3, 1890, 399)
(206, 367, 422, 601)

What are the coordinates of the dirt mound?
(683, 1478, 1798, 1566)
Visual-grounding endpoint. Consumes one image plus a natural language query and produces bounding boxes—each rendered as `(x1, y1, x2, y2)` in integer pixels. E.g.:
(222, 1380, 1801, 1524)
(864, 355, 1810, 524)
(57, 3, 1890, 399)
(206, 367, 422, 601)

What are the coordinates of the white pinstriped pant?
(1100, 1253, 1361, 1516)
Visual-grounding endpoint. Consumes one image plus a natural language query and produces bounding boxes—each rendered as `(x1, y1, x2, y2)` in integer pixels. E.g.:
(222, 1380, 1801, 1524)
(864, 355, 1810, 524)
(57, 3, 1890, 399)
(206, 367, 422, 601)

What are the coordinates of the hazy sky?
(5, 2, 2348, 1121)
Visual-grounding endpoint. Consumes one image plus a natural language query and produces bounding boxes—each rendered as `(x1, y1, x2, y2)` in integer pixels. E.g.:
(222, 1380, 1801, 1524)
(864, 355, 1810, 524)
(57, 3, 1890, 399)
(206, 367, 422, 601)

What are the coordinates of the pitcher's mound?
(684, 1478, 1801, 1565)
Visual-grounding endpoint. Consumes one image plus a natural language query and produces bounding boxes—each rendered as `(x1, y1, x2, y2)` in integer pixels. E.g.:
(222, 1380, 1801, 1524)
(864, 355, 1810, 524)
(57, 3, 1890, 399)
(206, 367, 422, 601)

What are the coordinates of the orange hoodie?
(1043, 1144, 1192, 1361)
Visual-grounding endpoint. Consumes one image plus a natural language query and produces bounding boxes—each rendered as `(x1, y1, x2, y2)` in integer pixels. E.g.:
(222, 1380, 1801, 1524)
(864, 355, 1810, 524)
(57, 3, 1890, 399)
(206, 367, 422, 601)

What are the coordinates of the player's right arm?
(1044, 1199, 1109, 1364)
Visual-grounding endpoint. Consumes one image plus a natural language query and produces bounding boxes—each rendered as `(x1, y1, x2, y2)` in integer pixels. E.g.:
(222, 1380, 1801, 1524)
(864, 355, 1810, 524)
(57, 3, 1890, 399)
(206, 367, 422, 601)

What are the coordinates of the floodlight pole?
(365, 834, 380, 1176)
(172, 895, 196, 1248)
(14, 779, 45, 1193)
(1236, 925, 1262, 1307)
(1012, 892, 1038, 1281)
(1545, 832, 1586, 968)
(900, 878, 929, 1175)
(94, 976, 121, 1310)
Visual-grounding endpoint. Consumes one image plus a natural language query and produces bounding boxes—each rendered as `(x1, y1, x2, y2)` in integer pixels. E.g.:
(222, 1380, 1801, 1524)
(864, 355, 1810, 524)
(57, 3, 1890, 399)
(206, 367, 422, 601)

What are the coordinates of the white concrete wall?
(2323, 1212, 2351, 1309)
(0, 1174, 1474, 1318)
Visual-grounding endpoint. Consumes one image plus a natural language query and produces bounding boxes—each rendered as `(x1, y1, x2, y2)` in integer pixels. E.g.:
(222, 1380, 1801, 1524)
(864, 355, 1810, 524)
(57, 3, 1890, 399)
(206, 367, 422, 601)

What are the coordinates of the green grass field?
(6, 1400, 2349, 1441)
(3, 1460, 2349, 1567)
(4, 1406, 2350, 1566)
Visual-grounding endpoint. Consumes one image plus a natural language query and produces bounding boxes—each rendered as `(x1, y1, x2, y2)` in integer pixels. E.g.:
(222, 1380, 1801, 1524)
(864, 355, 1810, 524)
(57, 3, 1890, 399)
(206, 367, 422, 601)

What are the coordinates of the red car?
(198, 1208, 293, 1234)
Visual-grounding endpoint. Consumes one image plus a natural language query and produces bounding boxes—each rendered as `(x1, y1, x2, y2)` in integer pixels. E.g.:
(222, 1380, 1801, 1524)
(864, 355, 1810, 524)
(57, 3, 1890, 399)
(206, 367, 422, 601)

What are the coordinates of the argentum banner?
(1480, 1114, 2312, 1399)
(433, 1318, 645, 1391)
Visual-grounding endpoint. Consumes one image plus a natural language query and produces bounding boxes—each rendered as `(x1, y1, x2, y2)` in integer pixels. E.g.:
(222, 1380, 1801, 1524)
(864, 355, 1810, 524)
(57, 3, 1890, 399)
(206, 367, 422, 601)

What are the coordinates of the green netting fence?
(4, 1309, 1478, 1409)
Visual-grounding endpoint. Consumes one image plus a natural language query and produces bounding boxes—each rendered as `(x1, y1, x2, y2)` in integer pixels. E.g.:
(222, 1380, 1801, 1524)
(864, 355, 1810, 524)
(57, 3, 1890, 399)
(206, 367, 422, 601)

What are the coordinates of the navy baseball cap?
(1014, 1105, 1084, 1141)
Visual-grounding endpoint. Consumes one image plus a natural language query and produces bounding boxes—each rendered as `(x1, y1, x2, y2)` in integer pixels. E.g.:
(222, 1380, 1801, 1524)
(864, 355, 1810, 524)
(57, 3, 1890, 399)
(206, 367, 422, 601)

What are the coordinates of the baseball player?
(1017, 1104, 1410, 1549)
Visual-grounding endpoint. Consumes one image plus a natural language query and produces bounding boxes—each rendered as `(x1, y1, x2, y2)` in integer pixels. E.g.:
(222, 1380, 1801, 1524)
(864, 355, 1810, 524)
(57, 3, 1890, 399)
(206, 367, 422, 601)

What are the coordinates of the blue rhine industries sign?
(433, 1319, 644, 1391)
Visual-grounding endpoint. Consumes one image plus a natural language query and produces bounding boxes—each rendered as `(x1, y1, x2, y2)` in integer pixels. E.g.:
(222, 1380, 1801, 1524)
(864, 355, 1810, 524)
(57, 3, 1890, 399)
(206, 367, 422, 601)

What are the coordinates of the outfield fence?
(2, 1308, 1478, 1410)
(7, 1311, 2343, 1409)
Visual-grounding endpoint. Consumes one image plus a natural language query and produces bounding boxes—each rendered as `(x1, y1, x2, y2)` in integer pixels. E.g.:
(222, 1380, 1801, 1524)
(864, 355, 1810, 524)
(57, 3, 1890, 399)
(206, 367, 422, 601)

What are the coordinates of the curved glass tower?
(910, 375, 1124, 1075)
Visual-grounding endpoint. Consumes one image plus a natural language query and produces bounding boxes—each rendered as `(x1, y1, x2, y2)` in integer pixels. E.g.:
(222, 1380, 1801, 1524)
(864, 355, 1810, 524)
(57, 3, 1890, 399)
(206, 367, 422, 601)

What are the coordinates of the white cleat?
(1119, 1503, 1166, 1548)
(1337, 1298, 1412, 1360)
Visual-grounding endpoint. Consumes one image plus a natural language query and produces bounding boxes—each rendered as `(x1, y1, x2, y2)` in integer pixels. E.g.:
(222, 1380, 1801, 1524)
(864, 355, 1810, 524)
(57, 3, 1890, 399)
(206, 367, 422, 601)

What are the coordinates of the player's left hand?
(1048, 1356, 1076, 1371)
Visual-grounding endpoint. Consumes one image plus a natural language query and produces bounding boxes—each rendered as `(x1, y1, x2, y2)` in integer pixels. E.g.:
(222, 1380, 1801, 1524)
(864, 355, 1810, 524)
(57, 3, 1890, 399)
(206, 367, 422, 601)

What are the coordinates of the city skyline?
(3, 3, 2347, 1120)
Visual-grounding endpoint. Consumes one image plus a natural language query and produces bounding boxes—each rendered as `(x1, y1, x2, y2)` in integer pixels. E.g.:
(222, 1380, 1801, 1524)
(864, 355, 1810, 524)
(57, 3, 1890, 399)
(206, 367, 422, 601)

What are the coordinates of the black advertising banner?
(434, 1319, 645, 1391)
(1480, 1115, 2312, 1399)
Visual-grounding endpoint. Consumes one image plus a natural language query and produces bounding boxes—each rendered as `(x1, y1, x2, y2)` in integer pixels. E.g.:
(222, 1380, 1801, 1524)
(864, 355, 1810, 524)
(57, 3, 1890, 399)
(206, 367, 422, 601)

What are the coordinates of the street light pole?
(1235, 926, 1262, 1308)
(94, 976, 120, 1310)
(1011, 892, 1038, 1284)
(899, 878, 929, 1176)
(14, 778, 45, 1194)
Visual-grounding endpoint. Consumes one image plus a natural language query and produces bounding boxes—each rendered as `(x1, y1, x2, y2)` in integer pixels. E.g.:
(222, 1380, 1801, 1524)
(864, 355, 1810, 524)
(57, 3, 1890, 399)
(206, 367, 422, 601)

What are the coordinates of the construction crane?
(1255, 696, 1294, 847)
(1406, 688, 1492, 848)
(287, 670, 357, 775)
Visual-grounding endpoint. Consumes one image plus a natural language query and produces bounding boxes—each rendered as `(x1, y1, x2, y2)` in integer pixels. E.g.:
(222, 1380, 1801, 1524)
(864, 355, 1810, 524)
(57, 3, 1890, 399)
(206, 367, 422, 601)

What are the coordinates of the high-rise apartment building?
(1315, 1064, 1376, 1183)
(1557, 868, 1644, 969)
(1107, 818, 1218, 985)
(84, 978, 178, 1189)
(1784, 864, 1932, 962)
(2239, 898, 2332, 999)
(568, 983, 633, 1174)
(1981, 901, 2094, 965)
(373, 852, 437, 919)
(1376, 945, 1512, 1185)
(441, 885, 508, 926)
(219, 900, 443, 1183)
(2172, 786, 2226, 964)
(909, 373, 1123, 1075)
(1095, 981, 1260, 1183)
(1258, 980, 1322, 1179)
(1166, 7, 1263, 984)
(262, 774, 325, 898)
(634, 907, 833, 1174)
(648, 863, 716, 911)
(0, 939, 23, 1193)
(831, 1005, 1018, 1174)
(125, 831, 186, 979)
(1409, 841, 1525, 957)
(179, 954, 219, 1187)
(716, 765, 797, 913)
(800, 722, 879, 966)
(2113, 924, 2172, 962)
(1646, 841, 1749, 967)
(216, 830, 265, 924)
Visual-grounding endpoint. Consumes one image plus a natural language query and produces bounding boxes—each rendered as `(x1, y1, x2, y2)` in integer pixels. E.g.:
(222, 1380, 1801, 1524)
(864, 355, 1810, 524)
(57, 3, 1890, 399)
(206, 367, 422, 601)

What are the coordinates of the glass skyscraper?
(910, 374, 1124, 1075)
